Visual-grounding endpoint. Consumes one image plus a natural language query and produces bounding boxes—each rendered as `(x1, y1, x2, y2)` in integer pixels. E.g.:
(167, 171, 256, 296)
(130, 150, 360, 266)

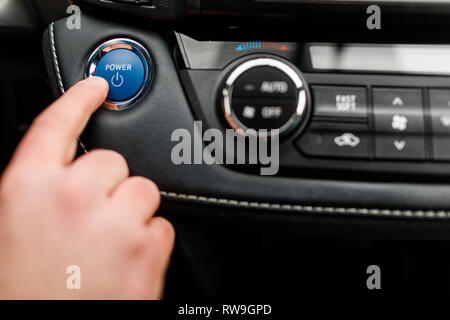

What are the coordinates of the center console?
(42, 2, 450, 220)
(177, 35, 450, 178)
(37, 1, 450, 301)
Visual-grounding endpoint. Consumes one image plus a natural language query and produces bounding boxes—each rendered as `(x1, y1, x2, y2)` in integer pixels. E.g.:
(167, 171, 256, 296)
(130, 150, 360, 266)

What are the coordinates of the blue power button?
(94, 48, 147, 102)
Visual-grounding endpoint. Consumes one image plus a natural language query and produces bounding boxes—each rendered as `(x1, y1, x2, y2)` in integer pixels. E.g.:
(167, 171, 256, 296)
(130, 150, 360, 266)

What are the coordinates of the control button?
(232, 67, 297, 98)
(222, 57, 308, 137)
(429, 89, 450, 161)
(375, 135, 425, 160)
(232, 99, 299, 130)
(373, 88, 424, 133)
(295, 122, 369, 159)
(430, 89, 450, 134)
(373, 88, 425, 160)
(312, 86, 367, 119)
(86, 38, 152, 110)
(429, 89, 450, 160)
(94, 49, 146, 102)
(430, 137, 450, 160)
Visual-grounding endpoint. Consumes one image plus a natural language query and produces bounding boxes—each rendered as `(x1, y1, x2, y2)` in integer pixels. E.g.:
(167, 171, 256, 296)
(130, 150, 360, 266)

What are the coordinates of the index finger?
(11, 77, 109, 167)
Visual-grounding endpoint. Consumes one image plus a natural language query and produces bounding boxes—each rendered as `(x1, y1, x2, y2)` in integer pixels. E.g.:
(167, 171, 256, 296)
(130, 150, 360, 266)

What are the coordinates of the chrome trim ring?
(222, 58, 308, 138)
(85, 38, 153, 110)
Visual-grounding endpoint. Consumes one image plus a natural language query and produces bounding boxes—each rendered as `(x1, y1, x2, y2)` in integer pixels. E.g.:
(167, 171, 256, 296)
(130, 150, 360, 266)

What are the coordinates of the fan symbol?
(391, 114, 408, 131)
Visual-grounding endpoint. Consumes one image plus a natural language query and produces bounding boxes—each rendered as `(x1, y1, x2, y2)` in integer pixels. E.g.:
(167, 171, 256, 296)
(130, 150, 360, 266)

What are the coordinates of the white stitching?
(50, 22, 88, 154)
(49, 23, 65, 95)
(78, 139, 89, 154)
(48, 23, 450, 219)
(160, 191, 450, 219)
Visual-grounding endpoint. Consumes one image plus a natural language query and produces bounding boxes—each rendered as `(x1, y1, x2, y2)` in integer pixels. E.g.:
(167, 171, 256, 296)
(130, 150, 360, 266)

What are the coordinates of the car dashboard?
(4, 0, 450, 301)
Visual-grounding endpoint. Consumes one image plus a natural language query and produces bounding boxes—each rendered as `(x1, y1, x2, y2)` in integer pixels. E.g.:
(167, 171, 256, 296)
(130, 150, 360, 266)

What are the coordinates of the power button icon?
(94, 48, 145, 102)
(86, 39, 153, 109)
(111, 72, 124, 88)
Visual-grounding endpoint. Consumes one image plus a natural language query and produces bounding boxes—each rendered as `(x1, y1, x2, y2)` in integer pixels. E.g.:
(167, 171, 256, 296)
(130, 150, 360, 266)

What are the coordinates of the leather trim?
(50, 22, 92, 155)
(160, 191, 450, 219)
(49, 23, 65, 95)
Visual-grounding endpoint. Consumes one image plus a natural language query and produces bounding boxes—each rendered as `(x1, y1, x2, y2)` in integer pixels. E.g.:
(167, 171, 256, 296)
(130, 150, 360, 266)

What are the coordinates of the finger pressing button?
(86, 38, 152, 109)
(94, 49, 146, 102)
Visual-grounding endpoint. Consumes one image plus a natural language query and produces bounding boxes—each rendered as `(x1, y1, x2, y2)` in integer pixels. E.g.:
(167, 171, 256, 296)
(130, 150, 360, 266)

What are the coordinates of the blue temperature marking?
(235, 41, 262, 51)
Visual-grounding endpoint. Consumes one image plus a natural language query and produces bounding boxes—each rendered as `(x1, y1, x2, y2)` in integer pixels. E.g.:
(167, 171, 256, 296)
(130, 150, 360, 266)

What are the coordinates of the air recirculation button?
(221, 58, 309, 137)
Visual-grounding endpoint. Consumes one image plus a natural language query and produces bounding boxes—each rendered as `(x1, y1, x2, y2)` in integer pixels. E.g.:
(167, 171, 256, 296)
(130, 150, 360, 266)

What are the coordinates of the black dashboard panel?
(4, 0, 450, 304)
(32, 0, 450, 302)
(42, 13, 450, 218)
(176, 34, 450, 179)
(79, 0, 450, 20)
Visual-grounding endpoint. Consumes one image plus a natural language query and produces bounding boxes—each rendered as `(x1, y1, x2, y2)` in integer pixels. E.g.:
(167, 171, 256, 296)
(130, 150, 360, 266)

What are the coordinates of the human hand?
(0, 77, 174, 299)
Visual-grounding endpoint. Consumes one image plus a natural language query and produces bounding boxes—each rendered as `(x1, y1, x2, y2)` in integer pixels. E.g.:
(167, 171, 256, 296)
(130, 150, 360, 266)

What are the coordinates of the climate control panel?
(297, 86, 450, 162)
(176, 34, 450, 177)
(221, 58, 308, 137)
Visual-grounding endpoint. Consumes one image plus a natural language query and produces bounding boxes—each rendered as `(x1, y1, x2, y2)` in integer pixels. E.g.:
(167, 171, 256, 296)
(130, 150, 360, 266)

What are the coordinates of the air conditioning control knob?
(221, 57, 309, 137)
